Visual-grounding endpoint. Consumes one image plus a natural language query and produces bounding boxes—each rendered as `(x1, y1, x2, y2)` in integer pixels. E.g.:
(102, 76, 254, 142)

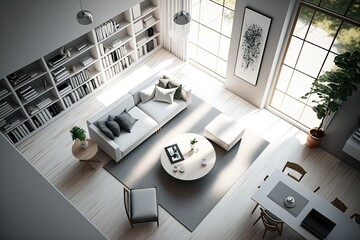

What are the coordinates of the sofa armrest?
(88, 123, 122, 162)
(181, 85, 191, 106)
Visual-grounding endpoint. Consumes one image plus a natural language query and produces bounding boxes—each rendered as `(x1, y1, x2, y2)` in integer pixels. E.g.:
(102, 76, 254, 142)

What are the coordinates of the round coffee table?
(72, 139, 100, 172)
(160, 133, 216, 181)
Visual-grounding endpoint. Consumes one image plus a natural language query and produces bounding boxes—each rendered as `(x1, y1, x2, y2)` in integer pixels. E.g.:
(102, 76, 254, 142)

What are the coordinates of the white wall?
(225, 0, 298, 108)
(0, 134, 108, 240)
(0, 0, 141, 77)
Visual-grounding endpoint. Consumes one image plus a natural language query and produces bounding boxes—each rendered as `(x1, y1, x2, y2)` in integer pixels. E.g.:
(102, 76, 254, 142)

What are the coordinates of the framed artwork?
(234, 8, 272, 86)
(164, 144, 184, 164)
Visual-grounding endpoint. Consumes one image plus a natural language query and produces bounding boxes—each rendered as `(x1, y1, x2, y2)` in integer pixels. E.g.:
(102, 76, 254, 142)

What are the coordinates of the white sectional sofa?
(86, 73, 191, 162)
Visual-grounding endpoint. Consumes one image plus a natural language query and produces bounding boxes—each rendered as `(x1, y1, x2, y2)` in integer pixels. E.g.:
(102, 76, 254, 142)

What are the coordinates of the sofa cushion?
(167, 79, 182, 99)
(154, 86, 176, 104)
(139, 85, 155, 103)
(114, 106, 158, 156)
(97, 120, 115, 140)
(138, 98, 186, 124)
(115, 109, 138, 133)
(107, 115, 121, 137)
(158, 78, 169, 88)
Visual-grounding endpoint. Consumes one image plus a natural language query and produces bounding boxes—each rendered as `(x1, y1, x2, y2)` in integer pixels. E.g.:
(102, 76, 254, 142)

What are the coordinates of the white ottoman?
(204, 113, 245, 151)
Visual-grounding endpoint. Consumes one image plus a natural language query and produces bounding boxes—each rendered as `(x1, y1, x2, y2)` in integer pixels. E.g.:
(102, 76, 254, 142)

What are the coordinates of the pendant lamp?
(171, 2, 191, 39)
(173, 10, 191, 25)
(76, 0, 93, 25)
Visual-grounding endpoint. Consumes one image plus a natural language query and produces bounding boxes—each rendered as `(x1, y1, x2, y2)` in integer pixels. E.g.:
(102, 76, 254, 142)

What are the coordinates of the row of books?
(0, 100, 14, 120)
(7, 70, 38, 87)
(68, 68, 91, 89)
(1, 117, 21, 132)
(17, 85, 39, 102)
(95, 19, 120, 42)
(31, 104, 61, 128)
(52, 66, 70, 82)
(143, 15, 156, 28)
(63, 76, 103, 108)
(5, 121, 34, 144)
(104, 57, 132, 80)
(0, 88, 9, 98)
(138, 38, 158, 58)
(101, 46, 129, 68)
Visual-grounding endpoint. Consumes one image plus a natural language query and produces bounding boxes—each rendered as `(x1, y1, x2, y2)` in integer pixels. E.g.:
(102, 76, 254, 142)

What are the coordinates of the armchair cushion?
(115, 109, 138, 133)
(154, 86, 176, 104)
(130, 188, 158, 222)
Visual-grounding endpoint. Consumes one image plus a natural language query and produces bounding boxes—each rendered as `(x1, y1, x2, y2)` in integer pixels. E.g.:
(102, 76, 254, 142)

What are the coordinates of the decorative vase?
(80, 140, 88, 149)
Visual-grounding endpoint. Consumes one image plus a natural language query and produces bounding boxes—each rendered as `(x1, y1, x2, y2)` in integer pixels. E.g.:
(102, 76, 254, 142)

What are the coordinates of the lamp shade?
(76, 10, 93, 25)
(173, 11, 191, 25)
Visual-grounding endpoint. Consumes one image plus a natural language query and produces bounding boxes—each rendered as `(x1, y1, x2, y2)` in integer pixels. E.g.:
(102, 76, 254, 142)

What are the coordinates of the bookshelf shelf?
(1, 0, 161, 147)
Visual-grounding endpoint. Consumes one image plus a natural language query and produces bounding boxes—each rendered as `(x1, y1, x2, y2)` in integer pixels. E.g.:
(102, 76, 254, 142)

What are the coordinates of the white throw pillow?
(154, 85, 177, 104)
(139, 85, 155, 103)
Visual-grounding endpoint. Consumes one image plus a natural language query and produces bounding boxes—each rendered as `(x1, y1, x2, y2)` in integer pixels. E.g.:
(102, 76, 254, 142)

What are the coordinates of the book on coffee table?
(165, 144, 184, 164)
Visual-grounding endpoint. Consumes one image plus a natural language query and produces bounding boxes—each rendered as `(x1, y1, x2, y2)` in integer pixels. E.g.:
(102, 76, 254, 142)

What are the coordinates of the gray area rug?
(104, 95, 269, 231)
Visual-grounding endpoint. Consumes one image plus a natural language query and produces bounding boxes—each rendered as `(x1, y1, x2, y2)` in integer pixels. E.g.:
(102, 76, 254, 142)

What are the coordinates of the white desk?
(252, 169, 360, 240)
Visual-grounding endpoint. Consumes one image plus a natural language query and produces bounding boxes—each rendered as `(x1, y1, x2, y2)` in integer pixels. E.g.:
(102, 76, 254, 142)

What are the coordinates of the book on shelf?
(146, 40, 154, 52)
(80, 56, 94, 66)
(76, 43, 88, 52)
(110, 38, 122, 48)
(35, 98, 52, 109)
(134, 20, 144, 33)
(7, 70, 31, 86)
(99, 43, 105, 56)
(58, 83, 72, 96)
(47, 54, 67, 67)
(137, 37, 147, 46)
(132, 4, 141, 19)
(0, 88, 9, 98)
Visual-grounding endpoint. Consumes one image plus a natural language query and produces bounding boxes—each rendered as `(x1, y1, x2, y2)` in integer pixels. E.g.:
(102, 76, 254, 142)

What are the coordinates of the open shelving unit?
(0, 0, 162, 147)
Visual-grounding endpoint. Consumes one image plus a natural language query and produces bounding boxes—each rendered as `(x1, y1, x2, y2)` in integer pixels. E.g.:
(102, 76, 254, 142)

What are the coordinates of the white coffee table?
(160, 133, 216, 181)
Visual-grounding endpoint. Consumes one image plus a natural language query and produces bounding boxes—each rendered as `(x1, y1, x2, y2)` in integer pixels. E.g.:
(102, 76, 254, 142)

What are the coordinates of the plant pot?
(80, 140, 88, 149)
(306, 128, 325, 148)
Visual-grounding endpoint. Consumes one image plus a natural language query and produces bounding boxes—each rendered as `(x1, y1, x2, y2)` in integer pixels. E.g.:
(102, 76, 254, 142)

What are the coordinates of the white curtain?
(159, 0, 192, 61)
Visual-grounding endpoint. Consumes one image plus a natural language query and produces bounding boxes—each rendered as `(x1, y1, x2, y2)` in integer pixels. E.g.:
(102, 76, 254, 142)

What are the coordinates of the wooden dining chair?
(282, 161, 307, 182)
(253, 207, 284, 239)
(331, 198, 348, 213)
(351, 213, 360, 224)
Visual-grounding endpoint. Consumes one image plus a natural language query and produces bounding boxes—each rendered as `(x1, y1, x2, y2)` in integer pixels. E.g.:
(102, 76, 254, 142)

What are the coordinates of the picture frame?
(234, 8, 272, 86)
(164, 144, 184, 164)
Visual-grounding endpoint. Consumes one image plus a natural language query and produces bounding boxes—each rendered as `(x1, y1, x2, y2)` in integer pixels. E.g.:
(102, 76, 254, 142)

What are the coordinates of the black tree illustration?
(241, 24, 263, 71)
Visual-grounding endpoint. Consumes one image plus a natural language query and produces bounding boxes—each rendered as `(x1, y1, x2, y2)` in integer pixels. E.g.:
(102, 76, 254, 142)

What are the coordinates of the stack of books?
(76, 43, 88, 52)
(137, 37, 147, 47)
(0, 101, 14, 120)
(7, 70, 31, 87)
(57, 83, 72, 96)
(80, 56, 94, 66)
(47, 54, 67, 67)
(0, 118, 6, 128)
(0, 88, 9, 98)
(52, 66, 70, 82)
(25, 104, 39, 115)
(18, 85, 39, 102)
(2, 118, 21, 132)
(143, 15, 156, 27)
(35, 98, 53, 109)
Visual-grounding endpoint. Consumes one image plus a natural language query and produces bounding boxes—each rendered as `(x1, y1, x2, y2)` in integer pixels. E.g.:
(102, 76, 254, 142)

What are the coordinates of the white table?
(252, 169, 360, 240)
(160, 133, 216, 181)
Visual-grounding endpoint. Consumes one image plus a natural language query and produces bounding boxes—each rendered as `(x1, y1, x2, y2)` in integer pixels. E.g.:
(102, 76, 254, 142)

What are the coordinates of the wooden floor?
(18, 49, 360, 240)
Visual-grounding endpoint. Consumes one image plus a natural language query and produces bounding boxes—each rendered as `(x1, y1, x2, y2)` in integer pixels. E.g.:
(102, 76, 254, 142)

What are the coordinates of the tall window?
(270, 0, 360, 129)
(189, 0, 236, 79)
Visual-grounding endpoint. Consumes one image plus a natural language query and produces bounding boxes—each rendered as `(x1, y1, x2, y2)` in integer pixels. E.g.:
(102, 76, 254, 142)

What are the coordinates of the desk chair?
(253, 207, 284, 239)
(123, 187, 159, 228)
(331, 197, 348, 213)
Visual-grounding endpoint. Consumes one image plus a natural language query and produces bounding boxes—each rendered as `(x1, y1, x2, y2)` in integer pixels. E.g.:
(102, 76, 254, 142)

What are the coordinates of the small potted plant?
(70, 126, 88, 149)
(190, 138, 198, 150)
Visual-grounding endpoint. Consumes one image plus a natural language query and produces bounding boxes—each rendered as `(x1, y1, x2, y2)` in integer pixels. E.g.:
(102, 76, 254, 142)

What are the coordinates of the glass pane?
(194, 47, 217, 70)
(218, 36, 230, 60)
(304, 0, 321, 4)
(287, 70, 315, 101)
(293, 7, 315, 39)
(216, 58, 227, 77)
(200, 0, 223, 32)
(280, 95, 305, 121)
(299, 105, 321, 128)
(296, 42, 327, 78)
(192, 0, 201, 22)
(320, 52, 337, 75)
(284, 37, 303, 67)
(306, 11, 341, 49)
(331, 22, 360, 54)
(221, 8, 234, 38)
(211, 0, 224, 5)
(198, 26, 220, 55)
(190, 21, 200, 45)
(320, 0, 352, 15)
(271, 90, 285, 109)
(347, 2, 360, 21)
(224, 0, 236, 10)
(276, 65, 293, 92)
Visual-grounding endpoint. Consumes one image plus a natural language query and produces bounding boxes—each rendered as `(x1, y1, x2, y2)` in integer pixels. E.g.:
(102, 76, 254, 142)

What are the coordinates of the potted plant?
(190, 138, 198, 150)
(70, 126, 88, 149)
(302, 51, 360, 148)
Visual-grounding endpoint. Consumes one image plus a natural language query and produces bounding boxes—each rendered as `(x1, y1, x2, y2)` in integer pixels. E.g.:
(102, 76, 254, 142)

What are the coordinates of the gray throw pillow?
(154, 85, 176, 104)
(107, 115, 121, 137)
(167, 80, 182, 99)
(96, 120, 115, 140)
(114, 109, 138, 133)
(158, 78, 169, 88)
